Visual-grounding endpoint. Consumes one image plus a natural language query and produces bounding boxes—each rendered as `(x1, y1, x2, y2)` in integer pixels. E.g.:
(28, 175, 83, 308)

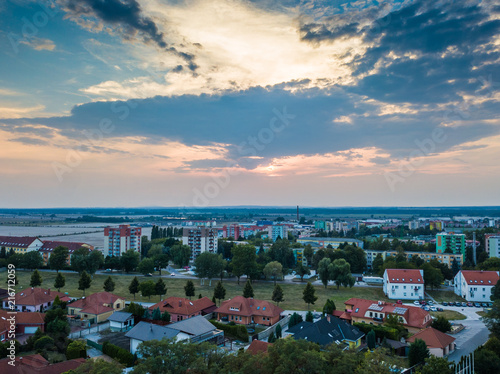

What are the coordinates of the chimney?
(327, 314, 331, 323)
(31, 287, 34, 294)
(179, 300, 182, 307)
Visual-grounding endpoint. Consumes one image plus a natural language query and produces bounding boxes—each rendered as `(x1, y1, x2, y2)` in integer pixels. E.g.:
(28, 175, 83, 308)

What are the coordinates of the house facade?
(0, 236, 43, 254)
(407, 327, 456, 357)
(108, 311, 135, 331)
(215, 296, 283, 326)
(149, 296, 216, 322)
(67, 292, 125, 323)
(343, 298, 432, 334)
(3, 288, 65, 312)
(0, 310, 45, 335)
(454, 270, 500, 302)
(39, 240, 94, 265)
(383, 269, 424, 300)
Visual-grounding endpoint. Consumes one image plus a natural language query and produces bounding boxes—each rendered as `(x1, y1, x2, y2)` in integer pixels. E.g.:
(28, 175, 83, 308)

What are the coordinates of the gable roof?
(215, 296, 284, 318)
(290, 316, 364, 346)
(0, 310, 45, 325)
(344, 298, 431, 330)
(0, 236, 39, 248)
(0, 354, 85, 374)
(385, 269, 424, 284)
(247, 340, 272, 355)
(69, 292, 124, 310)
(125, 321, 179, 342)
(461, 270, 499, 286)
(407, 327, 455, 349)
(286, 321, 313, 335)
(149, 296, 215, 316)
(15, 288, 66, 307)
(108, 311, 133, 323)
(40, 241, 91, 253)
(168, 315, 216, 336)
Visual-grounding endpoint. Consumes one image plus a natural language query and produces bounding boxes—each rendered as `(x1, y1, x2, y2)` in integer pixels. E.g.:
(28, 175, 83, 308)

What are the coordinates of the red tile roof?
(0, 354, 85, 374)
(247, 340, 272, 355)
(15, 288, 66, 307)
(215, 296, 284, 318)
(150, 296, 216, 316)
(0, 236, 39, 248)
(385, 269, 424, 284)
(407, 327, 455, 349)
(79, 304, 115, 315)
(0, 310, 45, 325)
(344, 298, 432, 330)
(69, 292, 124, 311)
(461, 270, 499, 286)
(39, 241, 92, 253)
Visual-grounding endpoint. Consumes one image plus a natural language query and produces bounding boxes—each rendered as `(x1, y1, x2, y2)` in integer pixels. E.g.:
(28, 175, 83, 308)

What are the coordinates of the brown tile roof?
(247, 340, 272, 355)
(407, 327, 455, 349)
(344, 298, 432, 330)
(69, 292, 124, 310)
(39, 241, 92, 253)
(0, 310, 45, 325)
(385, 269, 424, 284)
(0, 354, 85, 374)
(0, 236, 39, 248)
(79, 304, 115, 315)
(461, 270, 499, 286)
(215, 296, 284, 318)
(15, 288, 66, 307)
(150, 296, 216, 316)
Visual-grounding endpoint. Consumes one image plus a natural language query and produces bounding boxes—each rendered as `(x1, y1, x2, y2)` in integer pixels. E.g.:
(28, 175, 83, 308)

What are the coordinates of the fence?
(69, 321, 110, 339)
(86, 339, 103, 351)
(255, 315, 291, 342)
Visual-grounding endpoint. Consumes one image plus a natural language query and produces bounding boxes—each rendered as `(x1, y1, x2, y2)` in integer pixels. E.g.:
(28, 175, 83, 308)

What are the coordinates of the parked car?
(428, 301, 434, 305)
(397, 300, 403, 304)
(430, 306, 437, 312)
(423, 306, 430, 311)
(145, 273, 153, 277)
(414, 301, 420, 305)
(461, 302, 467, 307)
(474, 302, 481, 307)
(437, 307, 444, 312)
(482, 303, 488, 307)
(467, 302, 473, 307)
(442, 302, 448, 306)
(455, 302, 462, 307)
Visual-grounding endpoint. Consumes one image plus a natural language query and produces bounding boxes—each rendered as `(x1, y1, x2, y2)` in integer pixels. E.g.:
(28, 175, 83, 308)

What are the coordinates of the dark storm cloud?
(59, 0, 198, 71)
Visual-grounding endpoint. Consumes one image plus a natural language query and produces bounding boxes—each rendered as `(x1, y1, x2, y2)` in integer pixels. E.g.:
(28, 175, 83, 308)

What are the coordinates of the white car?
(170, 273, 175, 276)
(413, 301, 420, 305)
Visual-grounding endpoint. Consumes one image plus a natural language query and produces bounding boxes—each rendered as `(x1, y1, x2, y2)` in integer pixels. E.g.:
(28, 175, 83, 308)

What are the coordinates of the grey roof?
(168, 315, 216, 336)
(107, 311, 133, 323)
(125, 321, 179, 342)
(286, 321, 313, 335)
(291, 316, 365, 347)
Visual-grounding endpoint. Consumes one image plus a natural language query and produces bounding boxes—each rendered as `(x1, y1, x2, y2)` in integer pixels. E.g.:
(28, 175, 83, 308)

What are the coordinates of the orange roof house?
(149, 296, 216, 322)
(247, 340, 272, 355)
(67, 292, 125, 324)
(2, 288, 65, 313)
(0, 354, 85, 374)
(215, 296, 283, 326)
(342, 298, 432, 334)
(407, 327, 456, 357)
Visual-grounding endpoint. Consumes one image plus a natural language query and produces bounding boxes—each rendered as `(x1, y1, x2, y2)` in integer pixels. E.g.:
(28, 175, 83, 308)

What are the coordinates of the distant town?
(0, 207, 499, 373)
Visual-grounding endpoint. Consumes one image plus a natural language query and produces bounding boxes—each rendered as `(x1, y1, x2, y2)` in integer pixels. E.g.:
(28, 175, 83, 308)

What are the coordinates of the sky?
(0, 0, 499, 208)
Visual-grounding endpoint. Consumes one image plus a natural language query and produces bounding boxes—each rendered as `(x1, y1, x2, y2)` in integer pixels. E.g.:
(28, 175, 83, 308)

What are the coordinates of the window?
(369, 312, 373, 317)
(403, 286, 406, 289)
(355, 308, 359, 313)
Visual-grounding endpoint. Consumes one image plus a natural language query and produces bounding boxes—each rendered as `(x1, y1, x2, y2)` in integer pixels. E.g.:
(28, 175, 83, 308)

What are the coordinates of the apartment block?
(104, 225, 142, 257)
(436, 233, 465, 257)
(182, 227, 218, 260)
(488, 236, 500, 258)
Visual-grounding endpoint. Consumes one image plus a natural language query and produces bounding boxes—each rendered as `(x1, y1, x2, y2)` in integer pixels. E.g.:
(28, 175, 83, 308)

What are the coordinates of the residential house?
(0, 236, 43, 254)
(2, 288, 65, 312)
(126, 316, 223, 355)
(0, 310, 45, 335)
(342, 298, 432, 334)
(107, 311, 134, 331)
(39, 240, 94, 265)
(407, 327, 456, 357)
(454, 270, 500, 302)
(215, 296, 284, 326)
(0, 354, 85, 374)
(247, 340, 272, 355)
(383, 269, 425, 300)
(287, 315, 364, 349)
(149, 296, 216, 322)
(67, 292, 125, 324)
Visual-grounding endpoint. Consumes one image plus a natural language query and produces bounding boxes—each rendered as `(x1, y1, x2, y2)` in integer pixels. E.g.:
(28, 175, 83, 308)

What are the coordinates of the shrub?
(34, 336, 55, 352)
(66, 340, 87, 359)
(102, 341, 134, 367)
(210, 321, 249, 341)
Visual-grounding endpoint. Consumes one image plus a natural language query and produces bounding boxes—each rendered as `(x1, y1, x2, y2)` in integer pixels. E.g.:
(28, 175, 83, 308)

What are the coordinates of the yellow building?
(67, 292, 125, 324)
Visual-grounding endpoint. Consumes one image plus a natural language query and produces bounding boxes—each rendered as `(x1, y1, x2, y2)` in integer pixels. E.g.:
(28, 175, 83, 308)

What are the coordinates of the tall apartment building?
(436, 233, 465, 258)
(104, 225, 142, 257)
(485, 233, 500, 255)
(430, 221, 443, 231)
(182, 228, 218, 260)
(488, 236, 500, 258)
(408, 221, 420, 230)
(268, 225, 288, 242)
(222, 224, 241, 239)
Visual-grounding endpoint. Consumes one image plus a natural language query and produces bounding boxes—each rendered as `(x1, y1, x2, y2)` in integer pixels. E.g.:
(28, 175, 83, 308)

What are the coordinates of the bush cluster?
(210, 321, 249, 341)
(102, 341, 134, 367)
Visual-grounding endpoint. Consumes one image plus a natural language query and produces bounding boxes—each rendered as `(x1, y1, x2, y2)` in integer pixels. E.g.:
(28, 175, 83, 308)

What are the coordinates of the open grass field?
(430, 310, 466, 320)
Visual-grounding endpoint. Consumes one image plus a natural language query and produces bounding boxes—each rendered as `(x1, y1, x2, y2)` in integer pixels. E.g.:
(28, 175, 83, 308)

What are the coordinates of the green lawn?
(11, 271, 461, 312)
(426, 290, 465, 303)
(430, 310, 466, 320)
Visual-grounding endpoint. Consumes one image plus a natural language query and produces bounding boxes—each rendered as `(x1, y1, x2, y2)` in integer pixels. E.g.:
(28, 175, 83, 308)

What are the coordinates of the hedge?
(210, 320, 249, 341)
(353, 323, 399, 340)
(102, 341, 134, 367)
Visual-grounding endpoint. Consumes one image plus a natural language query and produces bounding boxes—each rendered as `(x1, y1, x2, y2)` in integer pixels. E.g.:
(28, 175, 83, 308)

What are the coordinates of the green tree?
(129, 277, 140, 299)
(152, 307, 162, 321)
(263, 261, 283, 286)
(22, 251, 43, 270)
(120, 250, 140, 273)
(372, 253, 384, 274)
(30, 269, 42, 287)
(272, 284, 284, 306)
(288, 312, 303, 328)
(302, 282, 317, 309)
(491, 279, 500, 301)
(137, 257, 155, 275)
(322, 299, 336, 315)
(295, 263, 310, 282)
(213, 281, 226, 306)
(330, 258, 355, 289)
(474, 349, 500, 374)
(155, 278, 167, 300)
(231, 244, 258, 284)
(184, 280, 195, 299)
(431, 316, 451, 333)
(71, 358, 123, 374)
(66, 340, 87, 359)
(140, 280, 156, 301)
(170, 244, 192, 268)
(303, 245, 314, 266)
(268, 331, 276, 343)
(71, 247, 89, 274)
(317, 258, 331, 288)
(243, 279, 254, 298)
(305, 311, 314, 322)
(417, 356, 453, 374)
(275, 324, 282, 339)
(194, 252, 225, 286)
(54, 272, 65, 292)
(420, 263, 444, 290)
(103, 276, 115, 292)
(408, 338, 430, 367)
(87, 250, 104, 276)
(49, 246, 69, 272)
(367, 329, 376, 350)
(78, 270, 91, 296)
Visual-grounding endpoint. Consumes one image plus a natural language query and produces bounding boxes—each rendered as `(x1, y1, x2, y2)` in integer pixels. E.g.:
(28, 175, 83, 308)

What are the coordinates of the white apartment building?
(454, 270, 499, 302)
(104, 225, 142, 257)
(383, 269, 425, 300)
(488, 236, 500, 258)
(182, 228, 218, 260)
